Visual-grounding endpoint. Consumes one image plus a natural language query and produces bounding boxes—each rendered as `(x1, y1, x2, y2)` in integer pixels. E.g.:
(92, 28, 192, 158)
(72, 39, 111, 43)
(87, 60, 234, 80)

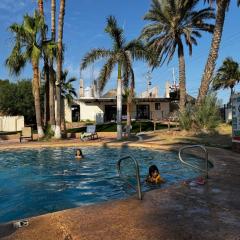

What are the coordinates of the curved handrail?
(178, 145, 210, 178)
(117, 155, 142, 200)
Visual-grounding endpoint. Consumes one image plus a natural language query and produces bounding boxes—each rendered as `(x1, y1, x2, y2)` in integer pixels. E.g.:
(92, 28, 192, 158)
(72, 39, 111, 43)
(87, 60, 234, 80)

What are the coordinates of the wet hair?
(76, 149, 83, 156)
(149, 165, 159, 177)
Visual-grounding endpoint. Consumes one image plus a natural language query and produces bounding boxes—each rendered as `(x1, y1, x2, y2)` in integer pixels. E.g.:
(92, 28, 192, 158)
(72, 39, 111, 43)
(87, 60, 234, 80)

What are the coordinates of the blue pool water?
(0, 147, 204, 223)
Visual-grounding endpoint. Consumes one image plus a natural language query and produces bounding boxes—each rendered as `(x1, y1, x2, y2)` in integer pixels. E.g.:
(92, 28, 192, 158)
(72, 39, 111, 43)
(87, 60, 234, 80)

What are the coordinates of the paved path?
(0, 143, 239, 240)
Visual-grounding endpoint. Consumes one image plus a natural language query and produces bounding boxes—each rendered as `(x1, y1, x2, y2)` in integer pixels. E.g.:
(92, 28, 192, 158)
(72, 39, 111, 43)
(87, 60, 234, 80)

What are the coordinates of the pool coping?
(0, 140, 240, 240)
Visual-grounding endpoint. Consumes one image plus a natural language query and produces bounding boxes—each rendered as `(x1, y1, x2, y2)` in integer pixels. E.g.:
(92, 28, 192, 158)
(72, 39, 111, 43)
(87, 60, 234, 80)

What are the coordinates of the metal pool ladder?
(117, 155, 142, 200)
(178, 145, 210, 178)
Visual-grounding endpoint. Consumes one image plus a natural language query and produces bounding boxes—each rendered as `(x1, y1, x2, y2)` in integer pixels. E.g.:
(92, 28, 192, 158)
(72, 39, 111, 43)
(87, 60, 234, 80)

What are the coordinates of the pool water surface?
(0, 147, 205, 223)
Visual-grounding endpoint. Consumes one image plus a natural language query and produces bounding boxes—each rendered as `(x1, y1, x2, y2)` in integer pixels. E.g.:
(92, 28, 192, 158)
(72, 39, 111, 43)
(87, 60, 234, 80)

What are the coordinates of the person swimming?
(75, 149, 84, 159)
(146, 165, 165, 184)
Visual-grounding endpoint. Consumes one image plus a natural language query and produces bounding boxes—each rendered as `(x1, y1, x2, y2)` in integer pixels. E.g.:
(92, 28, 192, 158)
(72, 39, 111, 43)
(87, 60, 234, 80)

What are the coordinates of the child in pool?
(75, 149, 84, 159)
(146, 165, 165, 184)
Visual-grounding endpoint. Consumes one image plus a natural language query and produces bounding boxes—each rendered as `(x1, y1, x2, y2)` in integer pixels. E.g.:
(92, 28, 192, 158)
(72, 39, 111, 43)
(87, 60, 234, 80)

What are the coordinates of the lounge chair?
(80, 125, 98, 141)
(20, 127, 33, 142)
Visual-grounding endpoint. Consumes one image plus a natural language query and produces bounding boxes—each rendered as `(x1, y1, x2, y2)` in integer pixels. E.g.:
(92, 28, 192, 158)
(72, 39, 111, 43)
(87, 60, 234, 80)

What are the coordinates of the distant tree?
(0, 80, 37, 124)
(212, 57, 240, 101)
(61, 70, 77, 104)
(60, 70, 77, 132)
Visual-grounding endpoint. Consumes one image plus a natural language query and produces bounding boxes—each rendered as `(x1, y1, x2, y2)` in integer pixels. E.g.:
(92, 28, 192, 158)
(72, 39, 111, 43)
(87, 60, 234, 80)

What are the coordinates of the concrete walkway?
(0, 143, 240, 240)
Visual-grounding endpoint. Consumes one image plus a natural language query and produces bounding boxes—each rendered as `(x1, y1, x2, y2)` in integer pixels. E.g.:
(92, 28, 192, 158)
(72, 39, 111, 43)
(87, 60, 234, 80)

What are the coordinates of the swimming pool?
(0, 147, 205, 223)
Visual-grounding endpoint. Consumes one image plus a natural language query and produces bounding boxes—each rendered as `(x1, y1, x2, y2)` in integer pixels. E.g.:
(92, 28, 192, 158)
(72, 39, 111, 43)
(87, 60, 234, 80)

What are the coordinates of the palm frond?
(98, 57, 117, 91)
(5, 42, 27, 76)
(81, 48, 113, 70)
(105, 15, 125, 50)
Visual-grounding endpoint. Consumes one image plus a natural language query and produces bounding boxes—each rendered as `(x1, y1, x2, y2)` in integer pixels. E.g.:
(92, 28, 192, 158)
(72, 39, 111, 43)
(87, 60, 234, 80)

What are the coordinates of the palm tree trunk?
(38, 0, 50, 128)
(54, 0, 65, 139)
(230, 86, 234, 104)
(44, 64, 50, 126)
(38, 0, 44, 15)
(126, 98, 131, 138)
(197, 0, 228, 105)
(178, 41, 186, 112)
(126, 85, 134, 138)
(49, 0, 56, 131)
(117, 62, 122, 140)
(32, 61, 44, 138)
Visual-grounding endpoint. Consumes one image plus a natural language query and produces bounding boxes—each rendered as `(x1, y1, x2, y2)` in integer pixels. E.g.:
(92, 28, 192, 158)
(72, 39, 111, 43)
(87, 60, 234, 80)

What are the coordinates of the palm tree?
(37, 0, 50, 127)
(212, 57, 240, 101)
(81, 16, 147, 140)
(140, 0, 215, 112)
(197, 0, 230, 105)
(61, 70, 77, 104)
(54, 0, 65, 139)
(61, 70, 77, 132)
(6, 11, 53, 138)
(49, 0, 56, 131)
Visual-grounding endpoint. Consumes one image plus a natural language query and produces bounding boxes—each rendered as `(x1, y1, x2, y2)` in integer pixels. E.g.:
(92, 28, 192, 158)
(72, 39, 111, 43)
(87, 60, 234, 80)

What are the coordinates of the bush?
(193, 93, 221, 132)
(179, 93, 221, 133)
(179, 104, 193, 131)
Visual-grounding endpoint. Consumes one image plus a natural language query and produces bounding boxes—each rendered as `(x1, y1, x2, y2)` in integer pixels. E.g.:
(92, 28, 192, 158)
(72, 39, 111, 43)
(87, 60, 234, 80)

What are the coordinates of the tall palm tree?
(49, 0, 56, 131)
(212, 57, 240, 101)
(54, 0, 65, 139)
(6, 11, 52, 138)
(81, 16, 147, 140)
(37, 0, 50, 127)
(197, 0, 230, 105)
(140, 0, 215, 112)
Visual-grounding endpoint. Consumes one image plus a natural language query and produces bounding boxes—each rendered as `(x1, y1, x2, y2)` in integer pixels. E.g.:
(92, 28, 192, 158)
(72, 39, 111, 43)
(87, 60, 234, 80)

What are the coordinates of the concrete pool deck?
(0, 138, 240, 240)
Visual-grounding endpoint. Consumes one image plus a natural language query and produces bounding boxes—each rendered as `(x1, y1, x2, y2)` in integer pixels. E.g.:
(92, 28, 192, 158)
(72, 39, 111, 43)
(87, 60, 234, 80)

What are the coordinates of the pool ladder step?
(117, 155, 142, 200)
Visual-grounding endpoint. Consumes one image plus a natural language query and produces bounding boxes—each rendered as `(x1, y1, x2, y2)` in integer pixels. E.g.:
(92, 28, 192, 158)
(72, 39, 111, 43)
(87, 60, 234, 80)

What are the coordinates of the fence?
(0, 116, 24, 132)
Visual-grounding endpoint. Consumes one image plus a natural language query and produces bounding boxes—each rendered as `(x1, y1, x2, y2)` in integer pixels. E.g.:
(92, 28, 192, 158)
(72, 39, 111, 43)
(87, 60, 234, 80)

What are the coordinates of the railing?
(178, 145, 210, 178)
(117, 155, 142, 200)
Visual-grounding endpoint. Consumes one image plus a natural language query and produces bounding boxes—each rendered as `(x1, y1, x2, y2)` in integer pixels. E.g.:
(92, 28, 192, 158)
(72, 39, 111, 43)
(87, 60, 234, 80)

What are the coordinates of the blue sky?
(0, 0, 240, 104)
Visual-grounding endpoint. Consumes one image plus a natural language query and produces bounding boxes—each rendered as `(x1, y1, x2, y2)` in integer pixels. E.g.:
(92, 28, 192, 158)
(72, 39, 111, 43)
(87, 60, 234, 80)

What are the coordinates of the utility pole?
(144, 71, 152, 97)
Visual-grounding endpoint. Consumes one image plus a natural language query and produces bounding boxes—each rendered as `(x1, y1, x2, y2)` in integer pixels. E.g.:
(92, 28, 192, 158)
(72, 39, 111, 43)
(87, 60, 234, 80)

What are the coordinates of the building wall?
(64, 99, 72, 123)
(79, 101, 104, 123)
(65, 99, 170, 123)
(0, 116, 24, 132)
(131, 101, 170, 120)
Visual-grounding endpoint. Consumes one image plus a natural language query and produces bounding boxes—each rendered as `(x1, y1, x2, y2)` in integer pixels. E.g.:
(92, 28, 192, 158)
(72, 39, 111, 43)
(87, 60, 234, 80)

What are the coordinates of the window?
(155, 103, 161, 110)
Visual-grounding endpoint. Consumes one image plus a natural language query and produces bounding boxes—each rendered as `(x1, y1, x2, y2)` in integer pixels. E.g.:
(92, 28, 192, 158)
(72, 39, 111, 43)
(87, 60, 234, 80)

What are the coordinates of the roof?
(76, 97, 170, 103)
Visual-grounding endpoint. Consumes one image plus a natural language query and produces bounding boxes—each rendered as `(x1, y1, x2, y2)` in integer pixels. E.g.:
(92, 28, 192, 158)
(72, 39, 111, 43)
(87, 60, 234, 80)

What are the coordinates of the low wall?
(0, 116, 24, 132)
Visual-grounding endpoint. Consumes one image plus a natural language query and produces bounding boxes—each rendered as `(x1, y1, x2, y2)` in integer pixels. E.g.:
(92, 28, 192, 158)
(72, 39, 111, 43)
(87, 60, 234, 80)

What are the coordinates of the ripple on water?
(0, 147, 204, 223)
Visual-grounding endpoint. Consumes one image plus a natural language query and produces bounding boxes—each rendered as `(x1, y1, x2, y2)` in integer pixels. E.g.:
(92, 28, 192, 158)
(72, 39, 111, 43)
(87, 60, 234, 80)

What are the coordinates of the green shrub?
(179, 93, 221, 132)
(193, 93, 221, 132)
(179, 104, 193, 131)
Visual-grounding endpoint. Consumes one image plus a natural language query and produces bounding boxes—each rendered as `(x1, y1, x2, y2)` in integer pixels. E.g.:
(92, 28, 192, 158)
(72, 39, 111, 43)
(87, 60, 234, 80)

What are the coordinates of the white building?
(65, 90, 170, 124)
